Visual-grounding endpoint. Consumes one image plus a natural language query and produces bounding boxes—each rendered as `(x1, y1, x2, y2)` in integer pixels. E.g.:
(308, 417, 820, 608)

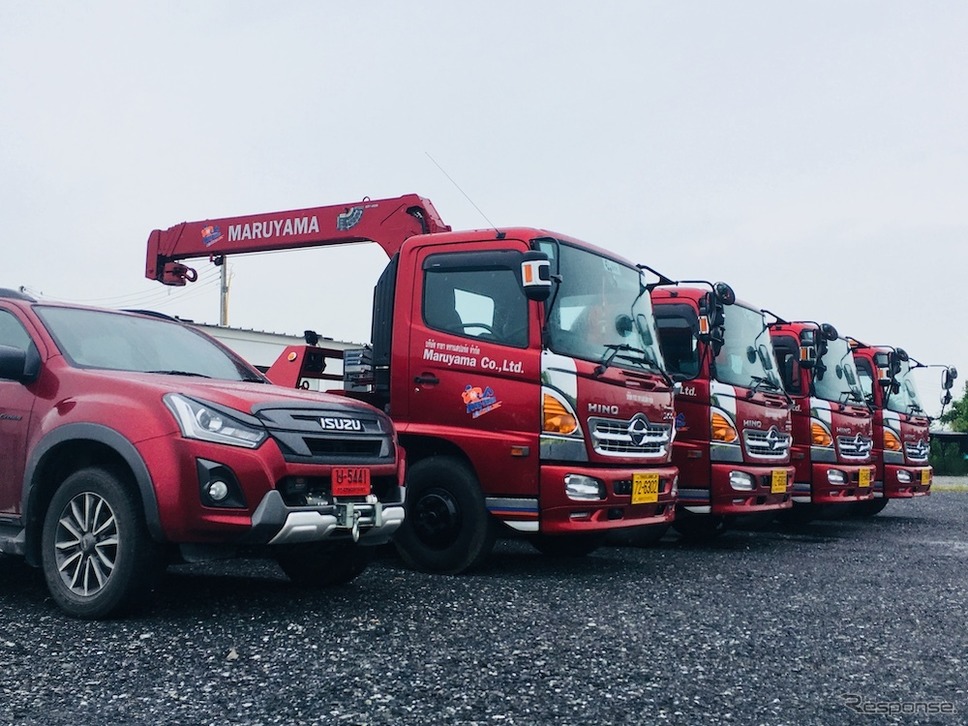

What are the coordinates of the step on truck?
(767, 318, 876, 519)
(146, 194, 679, 573)
(0, 290, 405, 618)
(849, 340, 957, 515)
(649, 280, 795, 538)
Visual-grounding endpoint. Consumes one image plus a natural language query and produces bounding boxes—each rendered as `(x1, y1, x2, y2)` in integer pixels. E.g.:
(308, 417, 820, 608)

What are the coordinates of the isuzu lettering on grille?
(320, 417, 363, 431)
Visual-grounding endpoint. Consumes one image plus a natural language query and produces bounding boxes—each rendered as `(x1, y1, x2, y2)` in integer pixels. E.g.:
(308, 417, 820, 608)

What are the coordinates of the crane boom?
(145, 193, 450, 286)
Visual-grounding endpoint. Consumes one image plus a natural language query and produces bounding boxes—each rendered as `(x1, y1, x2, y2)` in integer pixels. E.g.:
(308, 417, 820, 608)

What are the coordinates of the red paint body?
(651, 288, 794, 521)
(851, 344, 932, 498)
(768, 323, 875, 507)
(145, 196, 678, 558)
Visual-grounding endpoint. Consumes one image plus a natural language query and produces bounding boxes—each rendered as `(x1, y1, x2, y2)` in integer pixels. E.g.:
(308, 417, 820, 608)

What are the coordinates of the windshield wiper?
(595, 343, 635, 375)
(147, 370, 212, 378)
(596, 343, 673, 385)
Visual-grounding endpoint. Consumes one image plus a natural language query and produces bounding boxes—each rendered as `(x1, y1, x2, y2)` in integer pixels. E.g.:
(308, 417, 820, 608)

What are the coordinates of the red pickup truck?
(0, 289, 405, 618)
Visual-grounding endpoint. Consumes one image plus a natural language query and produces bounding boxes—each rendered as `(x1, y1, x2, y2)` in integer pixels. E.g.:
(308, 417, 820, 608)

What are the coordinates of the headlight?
(883, 428, 902, 452)
(164, 394, 267, 448)
(543, 389, 580, 436)
(810, 419, 833, 447)
(711, 408, 738, 443)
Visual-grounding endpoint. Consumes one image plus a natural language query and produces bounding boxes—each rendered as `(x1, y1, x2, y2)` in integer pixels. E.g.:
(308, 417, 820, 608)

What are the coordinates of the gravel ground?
(3, 482, 968, 726)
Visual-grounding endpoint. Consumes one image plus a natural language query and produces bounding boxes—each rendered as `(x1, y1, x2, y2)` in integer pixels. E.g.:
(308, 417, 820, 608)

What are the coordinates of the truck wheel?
(530, 533, 604, 557)
(394, 456, 494, 574)
(41, 468, 162, 619)
(276, 543, 373, 586)
(852, 498, 889, 517)
(673, 512, 727, 541)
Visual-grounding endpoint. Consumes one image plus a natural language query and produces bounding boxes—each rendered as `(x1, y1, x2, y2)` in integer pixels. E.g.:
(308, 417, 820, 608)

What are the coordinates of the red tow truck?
(146, 194, 678, 573)
(849, 340, 958, 514)
(649, 280, 794, 538)
(767, 319, 876, 518)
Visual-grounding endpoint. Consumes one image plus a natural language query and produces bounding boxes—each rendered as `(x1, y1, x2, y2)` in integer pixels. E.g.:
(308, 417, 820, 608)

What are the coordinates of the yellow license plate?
(771, 469, 787, 494)
(920, 469, 931, 485)
(631, 473, 660, 504)
(858, 468, 871, 488)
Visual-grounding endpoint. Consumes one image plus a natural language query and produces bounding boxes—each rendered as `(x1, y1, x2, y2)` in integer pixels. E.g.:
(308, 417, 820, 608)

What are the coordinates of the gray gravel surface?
(3, 484, 968, 725)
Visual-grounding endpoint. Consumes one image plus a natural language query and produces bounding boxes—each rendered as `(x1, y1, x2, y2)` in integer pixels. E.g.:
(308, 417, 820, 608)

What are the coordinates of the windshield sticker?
(462, 385, 502, 418)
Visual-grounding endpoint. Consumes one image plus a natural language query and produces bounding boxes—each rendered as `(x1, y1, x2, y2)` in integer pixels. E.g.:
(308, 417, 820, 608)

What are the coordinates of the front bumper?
(880, 464, 932, 498)
(793, 463, 876, 504)
(534, 464, 678, 535)
(679, 463, 795, 516)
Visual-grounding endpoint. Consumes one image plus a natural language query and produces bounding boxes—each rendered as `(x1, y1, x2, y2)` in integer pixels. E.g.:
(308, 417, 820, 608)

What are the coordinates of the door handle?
(414, 373, 440, 386)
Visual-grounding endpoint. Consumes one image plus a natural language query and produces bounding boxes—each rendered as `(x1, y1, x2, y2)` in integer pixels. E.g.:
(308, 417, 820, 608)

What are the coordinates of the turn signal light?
(883, 428, 902, 452)
(543, 393, 579, 435)
(711, 411, 738, 443)
(811, 420, 833, 447)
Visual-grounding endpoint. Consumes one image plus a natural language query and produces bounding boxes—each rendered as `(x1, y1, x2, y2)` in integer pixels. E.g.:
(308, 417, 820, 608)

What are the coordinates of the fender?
(22, 423, 164, 563)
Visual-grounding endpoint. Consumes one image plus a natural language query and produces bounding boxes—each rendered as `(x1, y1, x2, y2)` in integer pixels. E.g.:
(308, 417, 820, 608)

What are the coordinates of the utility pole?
(218, 256, 229, 326)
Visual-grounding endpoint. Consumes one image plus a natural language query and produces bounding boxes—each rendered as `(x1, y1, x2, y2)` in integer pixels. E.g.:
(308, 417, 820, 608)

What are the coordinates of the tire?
(530, 533, 604, 558)
(393, 456, 494, 574)
(673, 512, 727, 541)
(41, 467, 162, 619)
(852, 498, 890, 517)
(276, 543, 373, 587)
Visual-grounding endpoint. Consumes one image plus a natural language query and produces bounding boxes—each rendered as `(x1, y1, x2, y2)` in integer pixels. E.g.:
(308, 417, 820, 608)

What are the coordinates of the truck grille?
(588, 414, 671, 459)
(904, 440, 929, 463)
(253, 404, 394, 464)
(837, 434, 873, 460)
(743, 427, 791, 460)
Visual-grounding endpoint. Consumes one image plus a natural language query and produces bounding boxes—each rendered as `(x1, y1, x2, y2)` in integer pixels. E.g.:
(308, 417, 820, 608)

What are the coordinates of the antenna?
(425, 152, 500, 233)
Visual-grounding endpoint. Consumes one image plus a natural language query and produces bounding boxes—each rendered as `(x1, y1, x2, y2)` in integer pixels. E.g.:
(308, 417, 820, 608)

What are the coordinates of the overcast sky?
(2, 2, 965, 415)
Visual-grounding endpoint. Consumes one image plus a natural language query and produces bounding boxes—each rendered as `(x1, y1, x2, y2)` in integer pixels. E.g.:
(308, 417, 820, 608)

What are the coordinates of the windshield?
(539, 240, 664, 373)
(887, 360, 926, 415)
(813, 337, 864, 404)
(36, 306, 262, 381)
(713, 303, 783, 392)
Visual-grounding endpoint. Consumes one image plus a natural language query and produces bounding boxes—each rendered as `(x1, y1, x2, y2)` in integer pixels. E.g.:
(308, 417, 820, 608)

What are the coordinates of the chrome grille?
(588, 414, 671, 459)
(904, 440, 929, 463)
(837, 434, 873, 460)
(743, 427, 791, 459)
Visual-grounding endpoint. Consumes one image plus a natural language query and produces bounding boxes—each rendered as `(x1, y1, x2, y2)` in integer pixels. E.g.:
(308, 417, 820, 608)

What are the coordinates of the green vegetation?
(939, 381, 968, 432)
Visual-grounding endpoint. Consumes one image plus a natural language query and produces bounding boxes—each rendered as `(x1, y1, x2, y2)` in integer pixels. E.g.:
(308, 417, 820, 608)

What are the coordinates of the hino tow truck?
(768, 318, 876, 518)
(850, 340, 957, 514)
(146, 194, 678, 573)
(650, 280, 794, 538)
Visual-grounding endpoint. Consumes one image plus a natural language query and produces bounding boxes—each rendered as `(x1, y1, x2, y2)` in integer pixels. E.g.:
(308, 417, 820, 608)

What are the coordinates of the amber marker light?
(711, 411, 738, 443)
(543, 392, 579, 435)
(810, 420, 833, 447)
(883, 428, 902, 452)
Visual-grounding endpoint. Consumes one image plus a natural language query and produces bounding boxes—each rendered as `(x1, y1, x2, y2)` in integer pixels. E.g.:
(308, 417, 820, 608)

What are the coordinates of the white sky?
(2, 1, 965, 415)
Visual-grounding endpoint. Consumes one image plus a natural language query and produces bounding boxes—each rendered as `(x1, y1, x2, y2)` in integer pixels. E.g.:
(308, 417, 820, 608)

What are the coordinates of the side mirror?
(943, 366, 958, 390)
(798, 328, 818, 369)
(0, 344, 40, 383)
(521, 251, 552, 301)
(820, 323, 839, 341)
(713, 281, 736, 306)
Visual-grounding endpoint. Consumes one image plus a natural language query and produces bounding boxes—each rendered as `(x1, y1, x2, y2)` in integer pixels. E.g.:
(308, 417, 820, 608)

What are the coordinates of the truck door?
(0, 308, 40, 515)
(405, 245, 541, 496)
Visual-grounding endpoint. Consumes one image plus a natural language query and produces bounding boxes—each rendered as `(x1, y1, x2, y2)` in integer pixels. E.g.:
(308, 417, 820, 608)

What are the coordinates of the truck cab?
(769, 321, 876, 518)
(850, 342, 957, 514)
(651, 283, 794, 538)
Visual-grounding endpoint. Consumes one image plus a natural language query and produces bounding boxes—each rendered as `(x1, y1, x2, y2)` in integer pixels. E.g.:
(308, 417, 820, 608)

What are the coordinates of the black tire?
(393, 456, 494, 574)
(41, 467, 162, 619)
(606, 523, 670, 548)
(852, 498, 890, 517)
(276, 543, 373, 587)
(530, 533, 604, 558)
(673, 512, 727, 541)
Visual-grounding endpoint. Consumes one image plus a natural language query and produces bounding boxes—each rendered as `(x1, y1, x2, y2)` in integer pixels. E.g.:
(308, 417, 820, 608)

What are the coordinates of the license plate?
(631, 473, 660, 504)
(858, 468, 871, 488)
(332, 467, 371, 497)
(771, 469, 787, 494)
(920, 469, 931, 485)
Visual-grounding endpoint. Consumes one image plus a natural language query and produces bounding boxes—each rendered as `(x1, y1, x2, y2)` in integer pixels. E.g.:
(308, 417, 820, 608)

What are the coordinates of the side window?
(855, 357, 874, 402)
(654, 304, 699, 381)
(772, 336, 801, 395)
(422, 258, 528, 348)
(0, 310, 32, 352)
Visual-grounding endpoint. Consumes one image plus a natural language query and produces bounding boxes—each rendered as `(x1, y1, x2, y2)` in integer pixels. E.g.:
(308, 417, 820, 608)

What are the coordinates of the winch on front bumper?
(243, 490, 405, 546)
